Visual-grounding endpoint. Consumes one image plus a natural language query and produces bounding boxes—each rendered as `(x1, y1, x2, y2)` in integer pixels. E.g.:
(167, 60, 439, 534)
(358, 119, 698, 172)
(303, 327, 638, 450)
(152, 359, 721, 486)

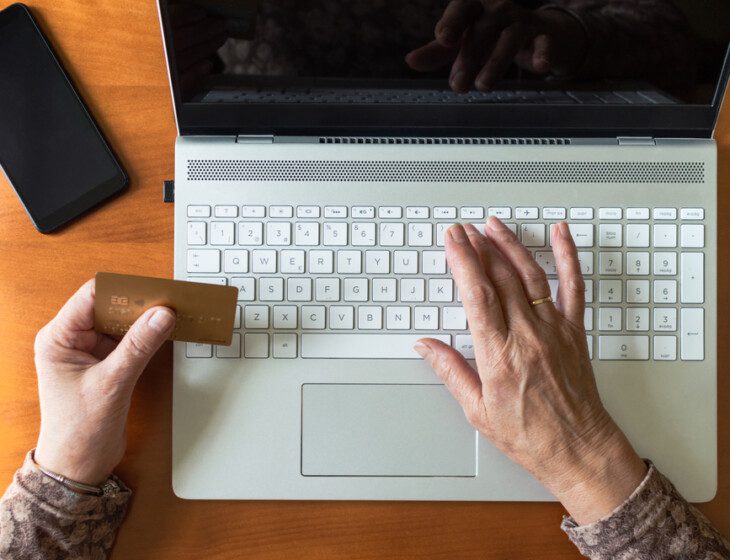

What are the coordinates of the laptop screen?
(159, 0, 730, 136)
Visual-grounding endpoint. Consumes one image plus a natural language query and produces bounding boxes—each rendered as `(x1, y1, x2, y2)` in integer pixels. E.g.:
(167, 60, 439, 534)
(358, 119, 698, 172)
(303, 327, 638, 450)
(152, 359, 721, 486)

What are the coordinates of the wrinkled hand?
(416, 219, 646, 524)
(406, 0, 587, 92)
(33, 279, 176, 486)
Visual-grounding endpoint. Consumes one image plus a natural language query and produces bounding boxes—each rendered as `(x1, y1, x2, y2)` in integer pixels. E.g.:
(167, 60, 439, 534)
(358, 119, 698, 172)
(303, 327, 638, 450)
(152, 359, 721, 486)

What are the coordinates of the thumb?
(104, 306, 176, 382)
(414, 338, 484, 416)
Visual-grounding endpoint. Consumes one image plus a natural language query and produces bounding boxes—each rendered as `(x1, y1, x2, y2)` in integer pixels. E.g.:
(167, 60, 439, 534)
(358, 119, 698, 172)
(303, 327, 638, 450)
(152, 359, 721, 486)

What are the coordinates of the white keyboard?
(184, 204, 705, 362)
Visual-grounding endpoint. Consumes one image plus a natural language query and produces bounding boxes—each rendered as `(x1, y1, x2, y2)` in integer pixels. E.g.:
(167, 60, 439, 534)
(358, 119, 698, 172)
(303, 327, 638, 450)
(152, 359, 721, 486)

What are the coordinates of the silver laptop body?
(159, 0, 729, 501)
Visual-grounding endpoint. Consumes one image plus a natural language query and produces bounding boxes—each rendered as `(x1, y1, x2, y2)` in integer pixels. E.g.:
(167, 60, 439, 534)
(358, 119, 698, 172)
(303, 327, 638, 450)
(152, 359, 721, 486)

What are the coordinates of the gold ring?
(530, 296, 553, 306)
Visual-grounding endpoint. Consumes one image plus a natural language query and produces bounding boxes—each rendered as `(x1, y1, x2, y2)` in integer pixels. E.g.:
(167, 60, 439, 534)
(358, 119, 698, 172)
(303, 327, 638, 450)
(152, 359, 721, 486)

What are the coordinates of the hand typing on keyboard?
(415, 219, 647, 525)
(32, 279, 176, 486)
(405, 0, 587, 92)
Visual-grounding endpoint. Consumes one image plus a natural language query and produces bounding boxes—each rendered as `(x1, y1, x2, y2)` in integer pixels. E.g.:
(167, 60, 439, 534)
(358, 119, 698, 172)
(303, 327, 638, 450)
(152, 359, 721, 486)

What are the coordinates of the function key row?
(188, 205, 705, 221)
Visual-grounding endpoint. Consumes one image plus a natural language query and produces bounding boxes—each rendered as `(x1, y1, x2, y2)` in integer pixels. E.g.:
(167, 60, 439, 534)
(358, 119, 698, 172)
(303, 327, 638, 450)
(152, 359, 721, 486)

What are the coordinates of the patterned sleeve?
(0, 451, 131, 560)
(562, 462, 730, 559)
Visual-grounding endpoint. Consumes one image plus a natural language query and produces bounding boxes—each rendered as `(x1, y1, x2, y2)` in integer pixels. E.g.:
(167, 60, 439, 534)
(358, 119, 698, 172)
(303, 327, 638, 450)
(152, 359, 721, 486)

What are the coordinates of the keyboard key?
(273, 333, 297, 358)
(323, 223, 348, 245)
(521, 224, 545, 247)
(599, 335, 649, 360)
(352, 206, 375, 218)
(680, 308, 704, 360)
(680, 208, 704, 220)
(241, 205, 265, 218)
(587, 335, 593, 359)
(330, 306, 355, 329)
(365, 251, 390, 274)
(309, 250, 334, 274)
(680, 224, 704, 248)
(216, 333, 241, 358)
(215, 205, 238, 218)
(211, 222, 235, 245)
(400, 279, 425, 302)
(653, 336, 677, 360)
(187, 249, 220, 273)
(344, 278, 368, 302)
(324, 206, 347, 218)
(288, 276, 313, 302)
(599, 224, 622, 247)
(337, 250, 362, 274)
(516, 207, 538, 219)
(301, 305, 326, 329)
(187, 222, 206, 245)
(653, 207, 676, 220)
(259, 277, 284, 301)
(434, 207, 457, 219)
(386, 306, 411, 330)
(584, 308, 593, 331)
(570, 207, 593, 220)
(280, 250, 305, 274)
(380, 223, 405, 246)
(407, 206, 430, 219)
(187, 205, 211, 218)
(654, 308, 677, 331)
(244, 333, 269, 358)
(625, 224, 649, 248)
(599, 308, 622, 331)
(378, 206, 402, 219)
(234, 305, 241, 328)
(316, 278, 341, 301)
(301, 333, 450, 359)
(626, 252, 649, 275)
(680, 253, 704, 303)
(252, 250, 277, 273)
(187, 277, 226, 286)
(654, 252, 677, 275)
(599, 280, 622, 303)
(186, 342, 212, 358)
(460, 207, 484, 220)
(267, 222, 291, 246)
(598, 208, 622, 220)
(372, 278, 397, 302)
(653, 224, 677, 247)
(653, 280, 677, 303)
(224, 249, 248, 273)
(435, 223, 455, 247)
(297, 205, 320, 218)
(626, 208, 649, 220)
(488, 207, 511, 219)
(295, 222, 319, 246)
(422, 251, 447, 274)
(414, 306, 439, 330)
(358, 306, 383, 329)
(429, 278, 453, 302)
(351, 223, 376, 246)
(238, 222, 263, 245)
(626, 308, 649, 331)
(394, 251, 418, 274)
(270, 205, 293, 218)
(535, 251, 556, 275)
(598, 252, 622, 275)
(273, 305, 298, 329)
(442, 307, 467, 330)
(542, 207, 566, 220)
(245, 305, 269, 328)
(454, 335, 475, 359)
(565, 224, 594, 247)
(584, 280, 594, 303)
(231, 277, 255, 301)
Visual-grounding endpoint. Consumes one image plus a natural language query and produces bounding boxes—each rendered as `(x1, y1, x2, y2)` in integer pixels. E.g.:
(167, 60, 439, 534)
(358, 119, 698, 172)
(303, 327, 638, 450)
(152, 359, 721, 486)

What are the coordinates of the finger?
(48, 279, 96, 349)
(475, 22, 529, 90)
(462, 223, 532, 323)
(445, 224, 508, 340)
(415, 338, 485, 425)
(483, 217, 559, 322)
(450, 21, 496, 92)
(435, 0, 483, 47)
(531, 34, 552, 74)
(552, 222, 585, 328)
(104, 307, 176, 384)
(405, 40, 458, 72)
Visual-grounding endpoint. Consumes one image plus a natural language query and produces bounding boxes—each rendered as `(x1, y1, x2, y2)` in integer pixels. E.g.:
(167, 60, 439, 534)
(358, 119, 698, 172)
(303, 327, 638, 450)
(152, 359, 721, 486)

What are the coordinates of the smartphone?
(0, 3, 128, 233)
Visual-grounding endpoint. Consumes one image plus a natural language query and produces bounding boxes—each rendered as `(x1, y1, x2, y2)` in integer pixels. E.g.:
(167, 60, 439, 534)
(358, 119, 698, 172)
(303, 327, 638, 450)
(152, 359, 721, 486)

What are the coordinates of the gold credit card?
(94, 272, 238, 345)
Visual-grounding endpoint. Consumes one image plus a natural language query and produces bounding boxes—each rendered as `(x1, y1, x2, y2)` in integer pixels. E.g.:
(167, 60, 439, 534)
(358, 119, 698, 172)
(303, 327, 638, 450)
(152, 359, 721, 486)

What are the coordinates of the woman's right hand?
(415, 219, 647, 525)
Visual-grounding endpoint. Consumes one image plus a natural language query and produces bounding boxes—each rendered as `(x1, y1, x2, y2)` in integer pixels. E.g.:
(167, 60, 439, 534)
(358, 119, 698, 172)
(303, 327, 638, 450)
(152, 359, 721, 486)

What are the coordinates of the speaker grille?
(318, 137, 570, 145)
(187, 160, 705, 183)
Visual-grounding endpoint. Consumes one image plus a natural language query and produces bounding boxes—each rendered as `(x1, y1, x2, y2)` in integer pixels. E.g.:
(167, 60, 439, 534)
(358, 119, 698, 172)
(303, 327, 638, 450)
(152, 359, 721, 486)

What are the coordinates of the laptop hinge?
(236, 134, 274, 144)
(617, 136, 655, 146)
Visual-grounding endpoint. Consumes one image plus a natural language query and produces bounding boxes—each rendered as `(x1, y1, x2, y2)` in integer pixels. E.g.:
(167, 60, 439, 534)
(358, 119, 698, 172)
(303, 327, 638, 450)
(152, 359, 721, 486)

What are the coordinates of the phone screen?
(0, 4, 127, 233)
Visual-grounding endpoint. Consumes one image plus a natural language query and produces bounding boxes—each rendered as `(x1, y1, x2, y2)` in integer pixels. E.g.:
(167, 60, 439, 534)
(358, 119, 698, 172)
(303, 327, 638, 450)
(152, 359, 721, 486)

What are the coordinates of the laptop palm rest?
(301, 384, 477, 477)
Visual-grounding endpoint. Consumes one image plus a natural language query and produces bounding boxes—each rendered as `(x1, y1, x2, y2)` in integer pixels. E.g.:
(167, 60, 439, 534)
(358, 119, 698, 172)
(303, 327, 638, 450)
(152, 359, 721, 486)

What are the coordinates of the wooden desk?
(0, 2, 728, 558)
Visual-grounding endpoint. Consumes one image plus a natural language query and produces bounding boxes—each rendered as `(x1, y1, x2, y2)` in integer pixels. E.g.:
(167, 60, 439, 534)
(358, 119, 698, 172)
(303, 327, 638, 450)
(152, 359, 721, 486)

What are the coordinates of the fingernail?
(148, 308, 176, 333)
(447, 223, 468, 243)
(413, 342, 433, 359)
(450, 71, 465, 90)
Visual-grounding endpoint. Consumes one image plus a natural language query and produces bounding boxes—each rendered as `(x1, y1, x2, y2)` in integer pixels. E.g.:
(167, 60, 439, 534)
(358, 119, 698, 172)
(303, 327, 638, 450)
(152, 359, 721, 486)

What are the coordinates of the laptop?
(158, 0, 729, 501)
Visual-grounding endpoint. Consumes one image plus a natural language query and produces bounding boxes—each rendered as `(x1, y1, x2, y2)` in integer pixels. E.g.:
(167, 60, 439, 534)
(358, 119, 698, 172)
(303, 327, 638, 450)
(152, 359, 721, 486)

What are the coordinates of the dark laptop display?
(158, 0, 730, 137)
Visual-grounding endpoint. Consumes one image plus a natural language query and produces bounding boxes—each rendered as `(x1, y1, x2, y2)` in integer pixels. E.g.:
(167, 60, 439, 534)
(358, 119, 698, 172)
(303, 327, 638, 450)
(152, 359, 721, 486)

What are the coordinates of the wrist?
(543, 421, 647, 525)
(34, 440, 112, 487)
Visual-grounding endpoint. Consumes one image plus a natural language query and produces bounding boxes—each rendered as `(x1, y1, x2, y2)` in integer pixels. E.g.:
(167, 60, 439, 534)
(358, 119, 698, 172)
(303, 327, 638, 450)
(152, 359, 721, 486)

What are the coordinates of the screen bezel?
(0, 3, 128, 233)
(157, 0, 730, 139)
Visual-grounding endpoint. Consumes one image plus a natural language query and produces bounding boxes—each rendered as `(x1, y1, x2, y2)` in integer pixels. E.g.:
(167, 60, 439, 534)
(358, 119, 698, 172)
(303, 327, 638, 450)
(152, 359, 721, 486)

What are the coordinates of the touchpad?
(301, 384, 477, 477)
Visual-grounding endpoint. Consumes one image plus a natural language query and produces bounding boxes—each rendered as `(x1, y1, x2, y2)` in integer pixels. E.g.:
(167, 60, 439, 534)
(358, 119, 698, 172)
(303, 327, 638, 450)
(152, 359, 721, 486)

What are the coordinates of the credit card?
(94, 272, 238, 345)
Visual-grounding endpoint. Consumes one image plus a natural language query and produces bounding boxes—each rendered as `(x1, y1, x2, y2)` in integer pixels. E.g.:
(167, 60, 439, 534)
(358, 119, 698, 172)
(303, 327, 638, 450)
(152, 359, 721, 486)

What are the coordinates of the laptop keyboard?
(201, 88, 677, 105)
(184, 204, 705, 362)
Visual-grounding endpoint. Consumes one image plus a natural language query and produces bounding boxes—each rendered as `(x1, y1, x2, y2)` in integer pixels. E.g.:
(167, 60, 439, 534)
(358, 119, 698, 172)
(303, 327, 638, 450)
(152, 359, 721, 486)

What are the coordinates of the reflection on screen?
(164, 0, 729, 105)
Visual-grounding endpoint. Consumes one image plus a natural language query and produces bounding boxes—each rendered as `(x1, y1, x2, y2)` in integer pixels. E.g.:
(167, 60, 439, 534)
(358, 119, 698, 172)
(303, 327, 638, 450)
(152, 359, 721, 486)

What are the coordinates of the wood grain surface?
(0, 2, 727, 558)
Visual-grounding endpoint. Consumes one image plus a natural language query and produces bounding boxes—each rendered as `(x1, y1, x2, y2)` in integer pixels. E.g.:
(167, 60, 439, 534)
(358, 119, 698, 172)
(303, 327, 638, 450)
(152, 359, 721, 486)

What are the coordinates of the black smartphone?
(0, 3, 128, 233)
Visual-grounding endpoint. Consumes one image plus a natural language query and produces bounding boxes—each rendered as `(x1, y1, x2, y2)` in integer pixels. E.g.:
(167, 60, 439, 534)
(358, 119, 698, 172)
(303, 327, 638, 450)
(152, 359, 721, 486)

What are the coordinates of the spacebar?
(301, 334, 451, 359)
